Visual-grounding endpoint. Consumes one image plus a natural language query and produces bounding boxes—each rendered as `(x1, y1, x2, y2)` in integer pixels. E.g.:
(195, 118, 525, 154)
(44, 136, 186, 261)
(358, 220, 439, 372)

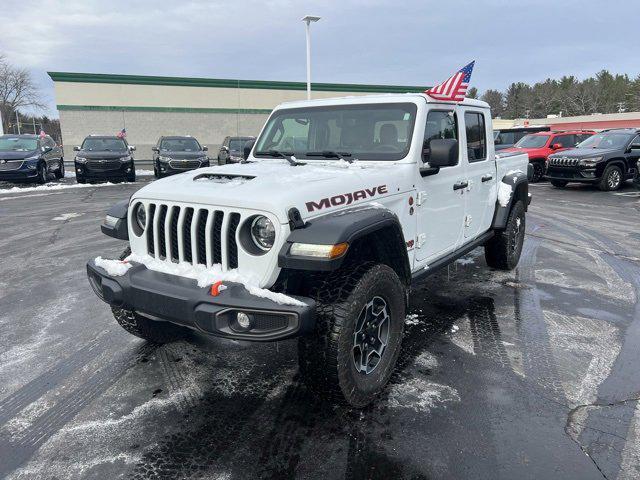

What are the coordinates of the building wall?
(59, 109, 269, 160)
(49, 72, 429, 161)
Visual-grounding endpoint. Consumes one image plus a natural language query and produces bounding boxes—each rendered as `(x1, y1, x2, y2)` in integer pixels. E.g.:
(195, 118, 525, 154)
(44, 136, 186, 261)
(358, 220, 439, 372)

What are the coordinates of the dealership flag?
(425, 61, 475, 102)
(117, 128, 127, 138)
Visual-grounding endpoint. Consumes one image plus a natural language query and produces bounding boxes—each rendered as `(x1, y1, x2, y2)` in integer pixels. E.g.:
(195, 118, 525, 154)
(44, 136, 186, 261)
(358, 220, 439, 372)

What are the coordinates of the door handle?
(453, 181, 468, 191)
(481, 174, 493, 182)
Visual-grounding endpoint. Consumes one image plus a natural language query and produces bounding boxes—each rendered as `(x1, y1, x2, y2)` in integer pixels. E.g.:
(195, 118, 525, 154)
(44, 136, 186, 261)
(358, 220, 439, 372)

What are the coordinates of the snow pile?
(0, 181, 126, 196)
(497, 181, 512, 207)
(94, 257, 132, 276)
(405, 314, 420, 326)
(52, 212, 82, 221)
(112, 253, 306, 307)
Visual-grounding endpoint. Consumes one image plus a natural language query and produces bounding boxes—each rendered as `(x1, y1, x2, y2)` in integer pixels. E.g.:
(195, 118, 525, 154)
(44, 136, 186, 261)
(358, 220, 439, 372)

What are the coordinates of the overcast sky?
(2, 0, 639, 117)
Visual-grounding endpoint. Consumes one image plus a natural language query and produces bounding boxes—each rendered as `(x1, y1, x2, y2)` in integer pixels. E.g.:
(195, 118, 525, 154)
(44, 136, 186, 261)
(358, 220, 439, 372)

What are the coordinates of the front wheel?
(36, 163, 48, 184)
(484, 200, 526, 270)
(530, 161, 544, 183)
(127, 173, 136, 183)
(550, 179, 568, 188)
(298, 263, 406, 408)
(599, 165, 623, 191)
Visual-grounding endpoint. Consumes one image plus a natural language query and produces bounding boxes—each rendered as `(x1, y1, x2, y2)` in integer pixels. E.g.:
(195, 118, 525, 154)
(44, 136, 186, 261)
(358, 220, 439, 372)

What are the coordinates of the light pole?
(302, 15, 321, 100)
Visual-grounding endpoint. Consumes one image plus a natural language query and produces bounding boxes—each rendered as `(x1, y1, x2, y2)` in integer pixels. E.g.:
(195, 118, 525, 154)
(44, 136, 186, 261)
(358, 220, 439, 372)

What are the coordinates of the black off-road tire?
(111, 307, 188, 344)
(54, 160, 65, 179)
(598, 165, 623, 191)
(550, 179, 568, 188)
(484, 200, 526, 270)
(530, 161, 544, 183)
(298, 263, 406, 408)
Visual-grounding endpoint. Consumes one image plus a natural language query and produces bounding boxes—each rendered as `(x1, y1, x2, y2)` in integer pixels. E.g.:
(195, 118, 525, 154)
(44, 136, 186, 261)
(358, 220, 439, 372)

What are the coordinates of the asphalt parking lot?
(0, 175, 639, 479)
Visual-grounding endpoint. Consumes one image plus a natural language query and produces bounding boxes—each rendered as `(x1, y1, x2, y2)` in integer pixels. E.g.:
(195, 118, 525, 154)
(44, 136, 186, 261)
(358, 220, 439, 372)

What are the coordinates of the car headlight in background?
(120, 155, 132, 162)
(134, 203, 146, 231)
(75, 156, 87, 163)
(579, 156, 602, 167)
(250, 216, 275, 251)
(24, 155, 40, 161)
(158, 156, 171, 162)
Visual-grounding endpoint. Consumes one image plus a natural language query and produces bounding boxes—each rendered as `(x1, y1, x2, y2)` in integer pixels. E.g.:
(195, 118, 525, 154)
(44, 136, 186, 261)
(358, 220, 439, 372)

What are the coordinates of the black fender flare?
(278, 205, 411, 282)
(101, 199, 130, 240)
(491, 172, 530, 230)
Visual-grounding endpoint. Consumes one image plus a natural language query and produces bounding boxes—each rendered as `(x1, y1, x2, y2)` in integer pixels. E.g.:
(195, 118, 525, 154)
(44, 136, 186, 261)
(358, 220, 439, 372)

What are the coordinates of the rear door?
(461, 108, 494, 239)
(415, 107, 467, 264)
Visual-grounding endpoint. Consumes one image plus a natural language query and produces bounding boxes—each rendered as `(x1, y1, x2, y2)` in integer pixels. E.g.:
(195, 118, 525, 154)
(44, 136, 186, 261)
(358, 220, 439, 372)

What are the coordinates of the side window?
(464, 112, 486, 162)
(423, 110, 457, 165)
(554, 135, 575, 148)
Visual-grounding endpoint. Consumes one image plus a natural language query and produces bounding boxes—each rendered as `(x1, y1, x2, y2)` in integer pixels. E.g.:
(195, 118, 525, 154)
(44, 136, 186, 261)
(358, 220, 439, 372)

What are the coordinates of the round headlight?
(134, 203, 146, 231)
(250, 216, 275, 251)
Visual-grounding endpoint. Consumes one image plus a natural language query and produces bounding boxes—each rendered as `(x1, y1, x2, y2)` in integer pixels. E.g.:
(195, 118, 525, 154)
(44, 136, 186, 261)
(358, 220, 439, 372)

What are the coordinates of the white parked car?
(88, 93, 531, 407)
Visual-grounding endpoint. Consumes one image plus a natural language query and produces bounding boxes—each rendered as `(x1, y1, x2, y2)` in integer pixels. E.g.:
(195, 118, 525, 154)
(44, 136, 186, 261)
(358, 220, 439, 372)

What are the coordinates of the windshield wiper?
(255, 150, 302, 166)
(305, 151, 353, 163)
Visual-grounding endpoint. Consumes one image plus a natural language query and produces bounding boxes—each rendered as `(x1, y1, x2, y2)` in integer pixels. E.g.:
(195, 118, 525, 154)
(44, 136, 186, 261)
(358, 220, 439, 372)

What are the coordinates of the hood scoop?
(193, 173, 255, 185)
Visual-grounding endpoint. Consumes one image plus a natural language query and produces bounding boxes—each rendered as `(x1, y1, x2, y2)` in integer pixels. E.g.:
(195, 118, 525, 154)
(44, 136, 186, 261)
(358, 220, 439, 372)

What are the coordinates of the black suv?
(547, 129, 640, 191)
(217, 136, 255, 164)
(0, 134, 64, 184)
(74, 136, 136, 183)
(152, 136, 209, 178)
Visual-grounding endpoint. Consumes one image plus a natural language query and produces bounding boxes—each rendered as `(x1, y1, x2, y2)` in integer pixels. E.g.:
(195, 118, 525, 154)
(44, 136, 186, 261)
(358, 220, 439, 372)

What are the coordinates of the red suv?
(502, 130, 595, 182)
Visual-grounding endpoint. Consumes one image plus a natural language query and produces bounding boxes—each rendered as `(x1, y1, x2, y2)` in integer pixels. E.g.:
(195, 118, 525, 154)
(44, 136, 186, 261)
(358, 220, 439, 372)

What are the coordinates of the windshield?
(82, 138, 127, 151)
(577, 132, 634, 149)
(0, 137, 38, 152)
(254, 103, 418, 161)
(160, 138, 201, 152)
(229, 139, 251, 151)
(514, 134, 549, 148)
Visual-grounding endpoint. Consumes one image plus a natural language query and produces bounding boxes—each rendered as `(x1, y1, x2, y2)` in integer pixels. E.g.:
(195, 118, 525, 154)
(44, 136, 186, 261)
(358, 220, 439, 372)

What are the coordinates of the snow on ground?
(387, 378, 460, 413)
(0, 181, 130, 196)
(52, 212, 83, 221)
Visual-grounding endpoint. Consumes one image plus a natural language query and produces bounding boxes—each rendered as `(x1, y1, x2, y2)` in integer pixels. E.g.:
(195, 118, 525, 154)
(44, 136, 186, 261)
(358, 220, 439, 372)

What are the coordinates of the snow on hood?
(132, 159, 410, 223)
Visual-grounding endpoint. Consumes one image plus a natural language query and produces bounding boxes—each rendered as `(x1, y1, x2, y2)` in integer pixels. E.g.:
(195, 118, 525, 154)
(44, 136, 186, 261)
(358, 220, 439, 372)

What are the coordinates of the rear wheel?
(485, 200, 526, 270)
(530, 161, 544, 183)
(298, 263, 406, 407)
(550, 179, 568, 188)
(599, 165, 623, 191)
(54, 159, 65, 179)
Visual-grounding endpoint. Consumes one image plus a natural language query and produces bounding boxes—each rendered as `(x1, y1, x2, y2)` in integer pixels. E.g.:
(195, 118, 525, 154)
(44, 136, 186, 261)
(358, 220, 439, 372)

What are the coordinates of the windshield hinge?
(416, 234, 426, 248)
(416, 191, 427, 206)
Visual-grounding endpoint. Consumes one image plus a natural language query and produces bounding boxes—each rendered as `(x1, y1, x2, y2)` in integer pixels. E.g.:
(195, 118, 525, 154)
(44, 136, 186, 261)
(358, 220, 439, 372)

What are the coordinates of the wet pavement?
(0, 177, 639, 479)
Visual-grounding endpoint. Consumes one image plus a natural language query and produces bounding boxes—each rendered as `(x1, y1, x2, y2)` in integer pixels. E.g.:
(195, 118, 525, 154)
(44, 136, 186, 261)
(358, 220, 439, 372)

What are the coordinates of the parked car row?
(0, 133, 256, 184)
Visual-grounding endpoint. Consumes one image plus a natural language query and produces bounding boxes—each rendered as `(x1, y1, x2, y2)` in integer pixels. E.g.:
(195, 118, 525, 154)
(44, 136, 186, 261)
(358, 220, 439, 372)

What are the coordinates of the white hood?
(133, 159, 414, 223)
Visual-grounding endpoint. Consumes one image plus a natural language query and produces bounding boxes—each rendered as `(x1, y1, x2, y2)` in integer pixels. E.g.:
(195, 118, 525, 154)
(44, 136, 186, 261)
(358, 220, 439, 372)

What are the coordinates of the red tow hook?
(210, 281, 226, 297)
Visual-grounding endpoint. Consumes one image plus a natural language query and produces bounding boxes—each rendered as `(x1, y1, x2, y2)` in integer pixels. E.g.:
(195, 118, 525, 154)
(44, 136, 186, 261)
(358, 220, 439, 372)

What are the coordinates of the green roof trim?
(48, 71, 428, 94)
(57, 105, 272, 114)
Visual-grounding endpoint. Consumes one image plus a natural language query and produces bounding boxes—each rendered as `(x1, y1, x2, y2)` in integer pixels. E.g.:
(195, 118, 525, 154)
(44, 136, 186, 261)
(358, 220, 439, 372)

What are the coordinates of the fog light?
(237, 312, 252, 329)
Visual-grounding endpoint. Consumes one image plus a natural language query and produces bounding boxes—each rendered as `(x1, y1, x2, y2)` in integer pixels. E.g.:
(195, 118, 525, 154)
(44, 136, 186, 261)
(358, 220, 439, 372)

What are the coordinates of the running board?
(411, 230, 494, 284)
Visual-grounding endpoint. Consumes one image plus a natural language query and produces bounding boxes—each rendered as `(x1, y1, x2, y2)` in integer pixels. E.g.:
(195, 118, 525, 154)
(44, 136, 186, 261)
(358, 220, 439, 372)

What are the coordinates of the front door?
(462, 109, 494, 239)
(415, 108, 467, 264)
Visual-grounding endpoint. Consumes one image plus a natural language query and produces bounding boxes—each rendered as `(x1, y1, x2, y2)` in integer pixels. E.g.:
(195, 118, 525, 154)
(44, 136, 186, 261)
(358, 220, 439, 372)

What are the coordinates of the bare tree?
(0, 54, 45, 133)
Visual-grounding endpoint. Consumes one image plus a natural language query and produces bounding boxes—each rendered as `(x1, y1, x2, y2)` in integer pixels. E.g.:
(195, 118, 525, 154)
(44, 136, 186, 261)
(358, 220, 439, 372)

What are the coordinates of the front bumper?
(76, 160, 134, 179)
(0, 162, 39, 181)
(546, 167, 598, 183)
(157, 160, 210, 176)
(87, 260, 315, 342)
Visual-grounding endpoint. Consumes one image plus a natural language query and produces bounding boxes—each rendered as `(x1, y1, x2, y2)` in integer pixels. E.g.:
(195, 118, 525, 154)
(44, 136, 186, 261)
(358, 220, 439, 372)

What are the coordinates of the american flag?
(425, 61, 475, 102)
(116, 128, 127, 138)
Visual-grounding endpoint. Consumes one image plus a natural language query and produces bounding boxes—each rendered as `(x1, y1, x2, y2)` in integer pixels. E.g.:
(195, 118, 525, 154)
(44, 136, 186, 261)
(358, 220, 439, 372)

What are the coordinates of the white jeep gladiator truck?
(88, 94, 531, 407)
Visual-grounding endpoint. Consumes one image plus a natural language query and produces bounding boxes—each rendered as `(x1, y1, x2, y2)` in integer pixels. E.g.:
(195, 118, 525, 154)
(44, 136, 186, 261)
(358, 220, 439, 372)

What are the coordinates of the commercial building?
(48, 72, 428, 159)
(494, 111, 640, 132)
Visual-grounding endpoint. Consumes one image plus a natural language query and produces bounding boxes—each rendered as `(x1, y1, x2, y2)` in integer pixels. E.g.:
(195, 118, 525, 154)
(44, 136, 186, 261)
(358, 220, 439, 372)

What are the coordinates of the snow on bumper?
(87, 259, 315, 342)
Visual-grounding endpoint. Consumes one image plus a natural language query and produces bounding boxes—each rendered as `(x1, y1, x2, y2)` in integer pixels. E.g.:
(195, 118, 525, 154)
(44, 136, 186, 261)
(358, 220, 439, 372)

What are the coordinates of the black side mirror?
(42, 146, 53, 153)
(426, 139, 459, 167)
(202, 145, 208, 151)
(152, 147, 159, 153)
(221, 145, 229, 152)
(73, 145, 81, 151)
(129, 145, 136, 152)
(243, 139, 255, 160)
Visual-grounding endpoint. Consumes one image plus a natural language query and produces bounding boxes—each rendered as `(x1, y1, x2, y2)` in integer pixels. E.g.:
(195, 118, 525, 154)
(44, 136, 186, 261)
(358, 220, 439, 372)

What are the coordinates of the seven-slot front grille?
(141, 202, 243, 271)
(549, 157, 579, 167)
(169, 160, 201, 169)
